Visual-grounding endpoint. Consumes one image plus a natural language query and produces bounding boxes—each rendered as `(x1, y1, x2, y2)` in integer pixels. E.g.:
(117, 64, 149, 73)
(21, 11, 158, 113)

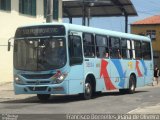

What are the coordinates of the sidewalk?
(0, 78, 12, 86)
(0, 82, 34, 101)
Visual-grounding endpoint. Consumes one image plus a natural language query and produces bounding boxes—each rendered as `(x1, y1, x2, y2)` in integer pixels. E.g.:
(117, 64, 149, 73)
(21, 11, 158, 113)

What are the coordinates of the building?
(131, 15, 160, 68)
(0, 0, 62, 84)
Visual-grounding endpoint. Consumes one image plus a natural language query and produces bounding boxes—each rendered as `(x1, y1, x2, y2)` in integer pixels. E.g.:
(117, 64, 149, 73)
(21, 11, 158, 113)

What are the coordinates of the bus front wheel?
(83, 79, 92, 100)
(37, 94, 50, 101)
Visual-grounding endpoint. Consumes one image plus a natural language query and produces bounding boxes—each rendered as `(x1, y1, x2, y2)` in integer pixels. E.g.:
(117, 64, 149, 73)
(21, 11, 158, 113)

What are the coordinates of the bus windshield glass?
(14, 37, 66, 71)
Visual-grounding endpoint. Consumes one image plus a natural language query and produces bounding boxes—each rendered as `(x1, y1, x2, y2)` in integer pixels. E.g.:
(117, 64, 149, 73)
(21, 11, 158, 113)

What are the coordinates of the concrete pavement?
(128, 103, 160, 114)
(127, 82, 160, 114)
(129, 82, 160, 114)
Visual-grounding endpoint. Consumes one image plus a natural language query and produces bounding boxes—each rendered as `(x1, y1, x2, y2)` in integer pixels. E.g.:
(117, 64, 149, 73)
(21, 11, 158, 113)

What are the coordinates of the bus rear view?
(12, 25, 69, 100)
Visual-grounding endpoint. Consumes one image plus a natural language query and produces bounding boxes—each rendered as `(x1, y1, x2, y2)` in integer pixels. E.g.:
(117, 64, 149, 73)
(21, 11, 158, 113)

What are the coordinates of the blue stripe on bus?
(111, 59, 126, 88)
(140, 60, 147, 76)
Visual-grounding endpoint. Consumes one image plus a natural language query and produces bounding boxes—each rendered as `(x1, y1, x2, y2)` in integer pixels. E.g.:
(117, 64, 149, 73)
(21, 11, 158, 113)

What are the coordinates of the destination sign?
(15, 25, 65, 38)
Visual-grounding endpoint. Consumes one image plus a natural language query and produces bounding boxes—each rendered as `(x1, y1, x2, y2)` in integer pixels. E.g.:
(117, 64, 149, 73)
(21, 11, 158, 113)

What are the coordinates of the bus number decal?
(86, 62, 94, 67)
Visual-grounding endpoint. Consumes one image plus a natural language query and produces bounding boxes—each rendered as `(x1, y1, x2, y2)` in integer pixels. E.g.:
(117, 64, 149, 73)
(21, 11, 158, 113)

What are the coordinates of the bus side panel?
(67, 65, 84, 94)
(134, 60, 145, 87)
(144, 60, 153, 85)
(109, 59, 146, 89)
(120, 60, 131, 89)
(95, 59, 151, 91)
(95, 59, 110, 92)
(109, 59, 130, 90)
(97, 59, 130, 91)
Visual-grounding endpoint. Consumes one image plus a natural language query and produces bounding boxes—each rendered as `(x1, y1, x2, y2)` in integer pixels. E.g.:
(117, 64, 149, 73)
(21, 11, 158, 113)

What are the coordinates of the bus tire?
(119, 89, 127, 94)
(37, 94, 50, 101)
(127, 75, 136, 94)
(83, 78, 92, 100)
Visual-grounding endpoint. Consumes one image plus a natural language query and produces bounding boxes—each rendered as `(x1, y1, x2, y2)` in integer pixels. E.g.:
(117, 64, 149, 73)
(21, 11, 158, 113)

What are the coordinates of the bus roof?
(17, 22, 151, 42)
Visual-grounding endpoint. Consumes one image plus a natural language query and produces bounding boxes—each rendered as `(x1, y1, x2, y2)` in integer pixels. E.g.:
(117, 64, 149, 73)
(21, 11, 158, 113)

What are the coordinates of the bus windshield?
(14, 37, 66, 71)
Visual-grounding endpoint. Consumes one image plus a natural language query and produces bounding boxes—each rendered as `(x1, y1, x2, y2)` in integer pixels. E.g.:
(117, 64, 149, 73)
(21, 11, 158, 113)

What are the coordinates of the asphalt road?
(0, 85, 160, 113)
(0, 84, 160, 120)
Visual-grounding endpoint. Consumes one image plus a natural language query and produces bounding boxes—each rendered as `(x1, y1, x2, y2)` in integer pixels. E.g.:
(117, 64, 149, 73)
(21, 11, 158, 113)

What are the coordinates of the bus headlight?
(51, 70, 67, 84)
(14, 75, 23, 84)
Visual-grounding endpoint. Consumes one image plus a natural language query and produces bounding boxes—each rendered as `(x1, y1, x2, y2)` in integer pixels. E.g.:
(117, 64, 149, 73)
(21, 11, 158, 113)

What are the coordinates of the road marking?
(127, 107, 141, 114)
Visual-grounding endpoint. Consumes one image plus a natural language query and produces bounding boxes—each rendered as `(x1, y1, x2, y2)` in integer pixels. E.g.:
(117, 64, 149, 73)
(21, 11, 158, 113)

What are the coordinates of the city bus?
(8, 23, 153, 100)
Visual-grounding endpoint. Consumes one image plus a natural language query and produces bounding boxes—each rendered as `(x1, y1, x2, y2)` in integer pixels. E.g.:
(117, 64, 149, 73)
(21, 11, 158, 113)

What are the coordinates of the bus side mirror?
(8, 41, 11, 51)
(8, 37, 14, 51)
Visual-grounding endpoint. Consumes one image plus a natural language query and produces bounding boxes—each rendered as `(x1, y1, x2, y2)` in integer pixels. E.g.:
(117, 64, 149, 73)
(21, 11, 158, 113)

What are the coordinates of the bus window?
(131, 40, 135, 59)
(109, 37, 121, 59)
(95, 35, 108, 58)
(83, 33, 95, 57)
(121, 38, 133, 59)
(14, 38, 67, 71)
(134, 40, 142, 59)
(121, 38, 127, 59)
(69, 35, 83, 65)
(127, 40, 133, 59)
(142, 42, 151, 60)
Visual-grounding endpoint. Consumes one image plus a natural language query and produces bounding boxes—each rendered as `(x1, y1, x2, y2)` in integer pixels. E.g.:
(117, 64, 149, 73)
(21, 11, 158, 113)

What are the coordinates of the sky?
(63, 0, 160, 33)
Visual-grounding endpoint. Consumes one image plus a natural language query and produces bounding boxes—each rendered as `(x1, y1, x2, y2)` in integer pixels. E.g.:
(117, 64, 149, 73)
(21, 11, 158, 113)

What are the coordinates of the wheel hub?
(85, 83, 91, 95)
(131, 84, 135, 91)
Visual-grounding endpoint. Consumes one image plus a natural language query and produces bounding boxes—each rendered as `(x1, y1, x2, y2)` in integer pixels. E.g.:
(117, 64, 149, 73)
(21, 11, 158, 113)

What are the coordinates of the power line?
(132, 0, 160, 15)
(137, 10, 160, 16)
(147, 0, 160, 8)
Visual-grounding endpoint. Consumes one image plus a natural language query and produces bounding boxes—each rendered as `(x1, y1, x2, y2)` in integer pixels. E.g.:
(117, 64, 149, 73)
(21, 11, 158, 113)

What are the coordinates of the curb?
(0, 82, 12, 86)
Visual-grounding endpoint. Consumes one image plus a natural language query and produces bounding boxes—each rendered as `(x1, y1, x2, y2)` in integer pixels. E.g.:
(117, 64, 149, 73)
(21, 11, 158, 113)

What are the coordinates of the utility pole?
(46, 0, 53, 23)
(82, 0, 86, 26)
(87, 7, 90, 26)
(125, 14, 128, 33)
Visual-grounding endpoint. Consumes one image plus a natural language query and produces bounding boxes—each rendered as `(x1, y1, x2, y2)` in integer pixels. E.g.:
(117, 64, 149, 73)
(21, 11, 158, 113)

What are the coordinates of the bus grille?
(26, 81, 50, 85)
(28, 86, 47, 91)
(21, 74, 53, 79)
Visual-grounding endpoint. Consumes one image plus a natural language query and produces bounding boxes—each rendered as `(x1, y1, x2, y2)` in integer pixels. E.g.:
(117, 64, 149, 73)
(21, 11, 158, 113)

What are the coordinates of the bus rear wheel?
(37, 94, 50, 101)
(127, 75, 136, 94)
(119, 89, 128, 94)
(83, 79, 92, 100)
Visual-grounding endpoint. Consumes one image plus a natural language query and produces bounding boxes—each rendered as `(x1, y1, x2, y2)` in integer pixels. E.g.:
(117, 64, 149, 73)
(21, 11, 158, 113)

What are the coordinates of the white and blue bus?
(8, 23, 153, 100)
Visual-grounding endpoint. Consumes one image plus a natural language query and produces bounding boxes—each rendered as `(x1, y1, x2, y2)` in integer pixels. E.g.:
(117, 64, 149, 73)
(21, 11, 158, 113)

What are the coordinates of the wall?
(131, 24, 160, 51)
(0, 0, 62, 84)
(131, 24, 160, 68)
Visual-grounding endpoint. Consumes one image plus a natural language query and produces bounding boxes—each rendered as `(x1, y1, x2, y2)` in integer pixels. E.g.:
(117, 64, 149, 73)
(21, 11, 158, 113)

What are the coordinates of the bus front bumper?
(14, 81, 69, 95)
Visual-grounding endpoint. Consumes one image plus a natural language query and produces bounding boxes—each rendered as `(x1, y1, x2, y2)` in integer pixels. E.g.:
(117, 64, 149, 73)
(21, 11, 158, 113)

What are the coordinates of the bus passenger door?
(144, 60, 153, 85)
(142, 42, 153, 85)
(133, 40, 145, 87)
(82, 33, 97, 86)
(68, 31, 84, 94)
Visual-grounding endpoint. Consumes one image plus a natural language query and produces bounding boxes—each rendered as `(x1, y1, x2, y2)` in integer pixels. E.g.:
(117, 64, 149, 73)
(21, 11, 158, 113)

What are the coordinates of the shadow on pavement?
(0, 90, 149, 104)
